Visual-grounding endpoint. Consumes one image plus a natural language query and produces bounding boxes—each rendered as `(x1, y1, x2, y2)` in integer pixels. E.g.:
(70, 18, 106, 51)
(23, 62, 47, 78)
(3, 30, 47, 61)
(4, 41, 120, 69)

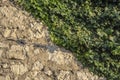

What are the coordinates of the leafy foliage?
(17, 0, 120, 79)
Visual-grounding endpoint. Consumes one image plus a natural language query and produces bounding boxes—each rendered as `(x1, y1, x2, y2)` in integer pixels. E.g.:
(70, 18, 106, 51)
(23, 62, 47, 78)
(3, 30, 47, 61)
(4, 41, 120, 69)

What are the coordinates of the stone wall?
(0, 1, 106, 80)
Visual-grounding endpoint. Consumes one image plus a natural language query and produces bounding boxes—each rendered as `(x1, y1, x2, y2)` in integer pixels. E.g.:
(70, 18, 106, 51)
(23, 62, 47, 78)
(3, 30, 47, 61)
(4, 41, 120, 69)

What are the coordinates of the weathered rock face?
(0, 0, 106, 80)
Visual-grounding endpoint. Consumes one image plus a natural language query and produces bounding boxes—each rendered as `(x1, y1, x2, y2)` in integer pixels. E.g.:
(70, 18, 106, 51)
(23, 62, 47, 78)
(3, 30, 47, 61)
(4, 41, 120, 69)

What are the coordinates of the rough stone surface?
(57, 70, 75, 80)
(0, 0, 106, 80)
(32, 61, 44, 71)
(7, 45, 26, 60)
(10, 64, 28, 75)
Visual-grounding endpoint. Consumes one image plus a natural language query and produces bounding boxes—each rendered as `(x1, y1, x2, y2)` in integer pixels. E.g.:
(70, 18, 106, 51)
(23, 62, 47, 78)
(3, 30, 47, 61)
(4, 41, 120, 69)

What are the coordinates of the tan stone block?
(10, 64, 28, 75)
(0, 50, 3, 58)
(7, 45, 26, 60)
(3, 29, 11, 38)
(32, 61, 43, 71)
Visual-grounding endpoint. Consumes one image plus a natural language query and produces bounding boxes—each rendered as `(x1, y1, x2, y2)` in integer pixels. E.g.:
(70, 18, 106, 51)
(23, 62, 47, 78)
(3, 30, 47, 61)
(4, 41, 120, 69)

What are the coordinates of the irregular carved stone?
(0, 50, 3, 58)
(57, 70, 75, 80)
(3, 29, 11, 38)
(7, 45, 26, 60)
(10, 64, 28, 75)
(32, 61, 44, 71)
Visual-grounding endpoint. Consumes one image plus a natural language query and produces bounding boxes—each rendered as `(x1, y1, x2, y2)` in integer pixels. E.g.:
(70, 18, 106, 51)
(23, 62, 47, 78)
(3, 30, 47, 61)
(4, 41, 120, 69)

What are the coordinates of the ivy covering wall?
(17, 0, 120, 80)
